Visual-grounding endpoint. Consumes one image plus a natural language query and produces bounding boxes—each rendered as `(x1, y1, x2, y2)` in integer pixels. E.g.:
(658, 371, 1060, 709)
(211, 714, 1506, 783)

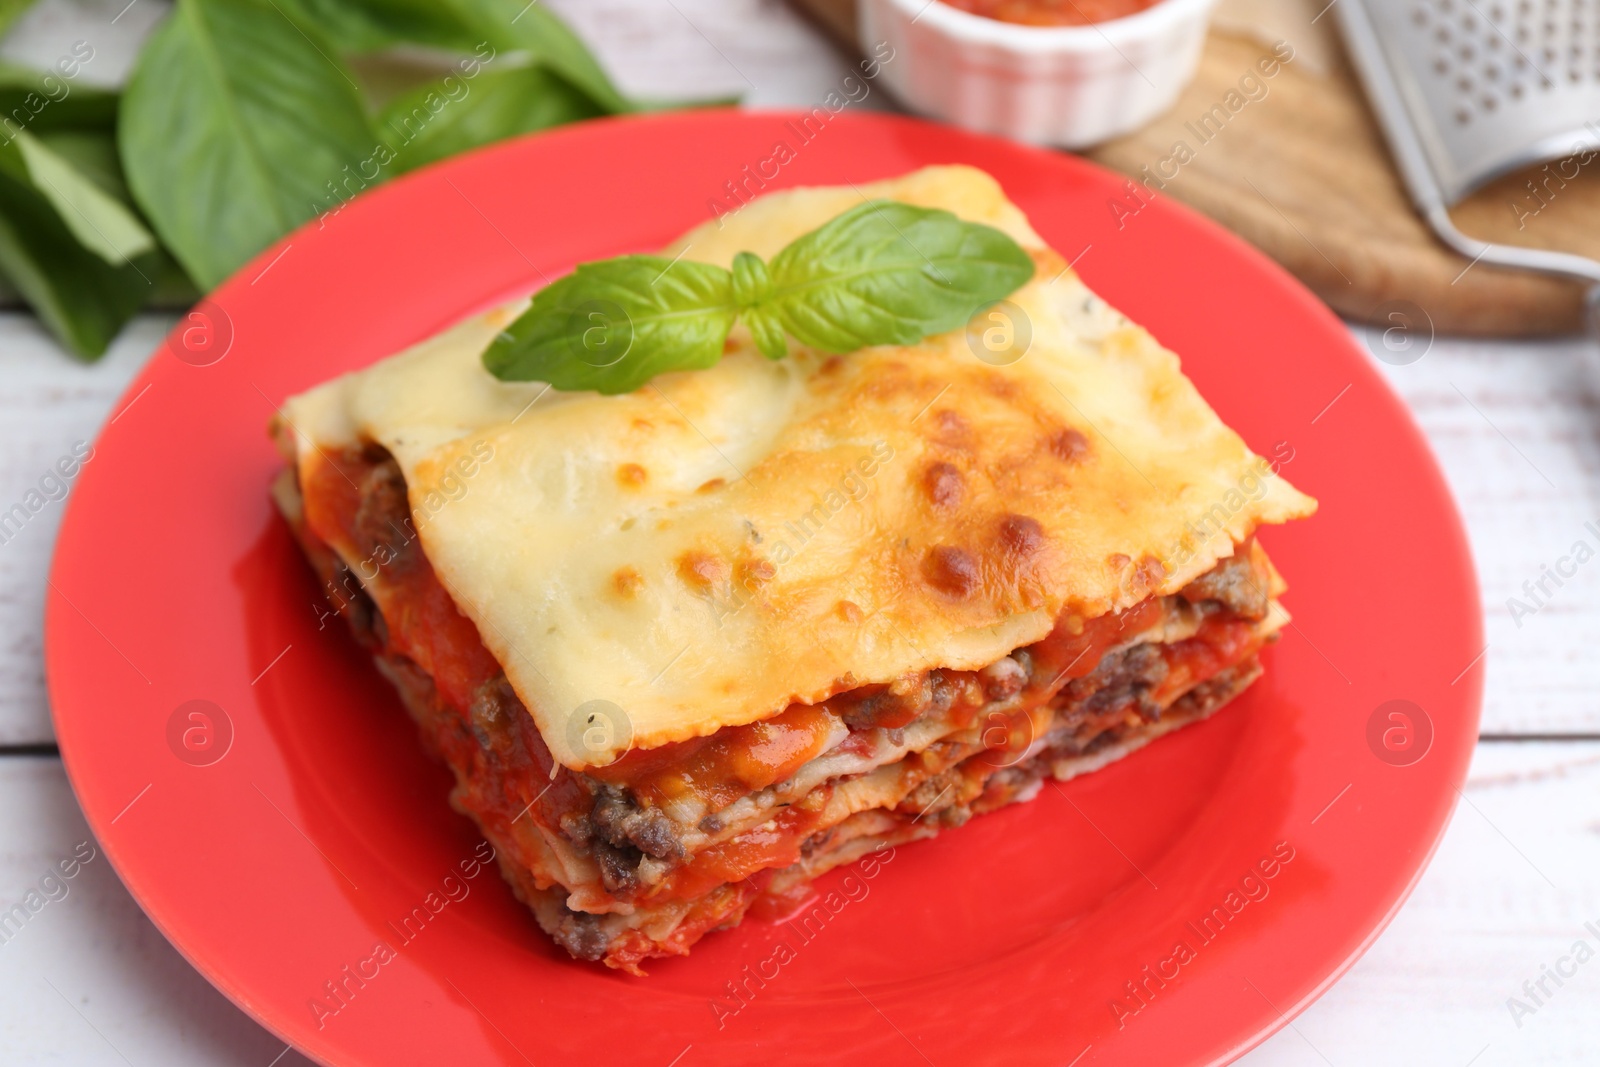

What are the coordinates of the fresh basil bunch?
(0, 0, 637, 358)
(484, 200, 1037, 394)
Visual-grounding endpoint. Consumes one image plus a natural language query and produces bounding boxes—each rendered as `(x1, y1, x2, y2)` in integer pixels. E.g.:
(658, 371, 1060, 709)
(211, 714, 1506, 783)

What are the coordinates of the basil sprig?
(482, 200, 1036, 394)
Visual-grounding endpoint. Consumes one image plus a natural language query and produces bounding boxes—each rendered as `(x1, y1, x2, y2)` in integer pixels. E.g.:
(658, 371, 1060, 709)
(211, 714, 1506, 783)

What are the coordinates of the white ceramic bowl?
(860, 0, 1219, 148)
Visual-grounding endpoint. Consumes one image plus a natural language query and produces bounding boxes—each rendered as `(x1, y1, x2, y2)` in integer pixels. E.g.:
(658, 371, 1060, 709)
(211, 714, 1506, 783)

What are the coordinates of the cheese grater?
(1337, 0, 1600, 327)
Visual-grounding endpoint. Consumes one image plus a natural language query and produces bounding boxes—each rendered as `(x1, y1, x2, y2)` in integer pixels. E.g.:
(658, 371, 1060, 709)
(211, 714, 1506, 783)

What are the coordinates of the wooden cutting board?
(791, 0, 1600, 336)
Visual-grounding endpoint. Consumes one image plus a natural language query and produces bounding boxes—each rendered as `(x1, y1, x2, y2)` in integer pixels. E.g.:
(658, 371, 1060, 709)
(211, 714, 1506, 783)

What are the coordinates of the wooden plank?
(1239, 741, 1600, 1065)
(0, 314, 164, 746)
(1366, 330, 1600, 736)
(0, 757, 314, 1065)
(0, 0, 166, 88)
(542, 0, 868, 109)
(0, 744, 1592, 1063)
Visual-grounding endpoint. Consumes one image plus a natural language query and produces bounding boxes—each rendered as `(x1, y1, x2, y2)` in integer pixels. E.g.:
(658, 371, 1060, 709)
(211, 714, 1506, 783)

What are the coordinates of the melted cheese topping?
(279, 165, 1316, 770)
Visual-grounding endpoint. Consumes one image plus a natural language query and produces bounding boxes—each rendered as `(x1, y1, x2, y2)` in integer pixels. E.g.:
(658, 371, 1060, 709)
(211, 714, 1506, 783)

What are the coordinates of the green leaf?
(379, 62, 602, 174)
(730, 250, 770, 307)
(7, 130, 154, 265)
(763, 200, 1036, 354)
(483, 256, 736, 394)
(731, 251, 785, 358)
(742, 302, 788, 361)
(0, 165, 151, 358)
(0, 57, 119, 133)
(265, 0, 468, 53)
(450, 0, 628, 113)
(29, 130, 127, 196)
(627, 92, 743, 112)
(24, 129, 200, 306)
(484, 202, 1035, 393)
(118, 0, 380, 290)
(0, 0, 37, 39)
(272, 0, 628, 113)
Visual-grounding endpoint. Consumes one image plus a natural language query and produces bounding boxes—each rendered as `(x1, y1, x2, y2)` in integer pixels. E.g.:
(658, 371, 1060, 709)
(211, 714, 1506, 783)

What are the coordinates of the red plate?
(47, 111, 1481, 1067)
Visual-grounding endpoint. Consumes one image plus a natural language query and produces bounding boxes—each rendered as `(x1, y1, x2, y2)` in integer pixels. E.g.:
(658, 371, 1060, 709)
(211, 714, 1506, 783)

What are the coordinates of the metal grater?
(1337, 0, 1600, 322)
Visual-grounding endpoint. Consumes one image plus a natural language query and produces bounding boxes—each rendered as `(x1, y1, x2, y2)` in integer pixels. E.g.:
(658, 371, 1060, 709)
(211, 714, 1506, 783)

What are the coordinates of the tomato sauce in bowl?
(941, 0, 1163, 25)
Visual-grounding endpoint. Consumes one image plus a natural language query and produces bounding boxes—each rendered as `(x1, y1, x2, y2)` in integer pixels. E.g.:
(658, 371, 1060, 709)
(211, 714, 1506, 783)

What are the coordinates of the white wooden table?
(2, 1, 1598, 1064)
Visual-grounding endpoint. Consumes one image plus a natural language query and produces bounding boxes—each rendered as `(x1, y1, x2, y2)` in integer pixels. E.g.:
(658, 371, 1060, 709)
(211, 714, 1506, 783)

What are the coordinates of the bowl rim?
(872, 0, 1219, 51)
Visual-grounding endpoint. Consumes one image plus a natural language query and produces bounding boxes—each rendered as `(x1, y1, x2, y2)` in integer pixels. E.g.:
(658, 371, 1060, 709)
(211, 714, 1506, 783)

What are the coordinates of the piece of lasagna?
(271, 166, 1315, 974)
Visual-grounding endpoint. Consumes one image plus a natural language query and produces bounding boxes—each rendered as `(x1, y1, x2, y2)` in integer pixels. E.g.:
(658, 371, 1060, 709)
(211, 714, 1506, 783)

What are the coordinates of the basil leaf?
(273, 0, 628, 114)
(763, 200, 1035, 354)
(28, 129, 200, 306)
(7, 131, 154, 265)
(483, 256, 736, 395)
(484, 201, 1036, 393)
(379, 63, 602, 174)
(0, 59, 118, 133)
(731, 251, 787, 359)
(0, 164, 151, 359)
(449, 0, 628, 114)
(265, 0, 467, 53)
(119, 0, 380, 289)
(29, 130, 127, 197)
(627, 92, 744, 112)
(0, 0, 36, 36)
